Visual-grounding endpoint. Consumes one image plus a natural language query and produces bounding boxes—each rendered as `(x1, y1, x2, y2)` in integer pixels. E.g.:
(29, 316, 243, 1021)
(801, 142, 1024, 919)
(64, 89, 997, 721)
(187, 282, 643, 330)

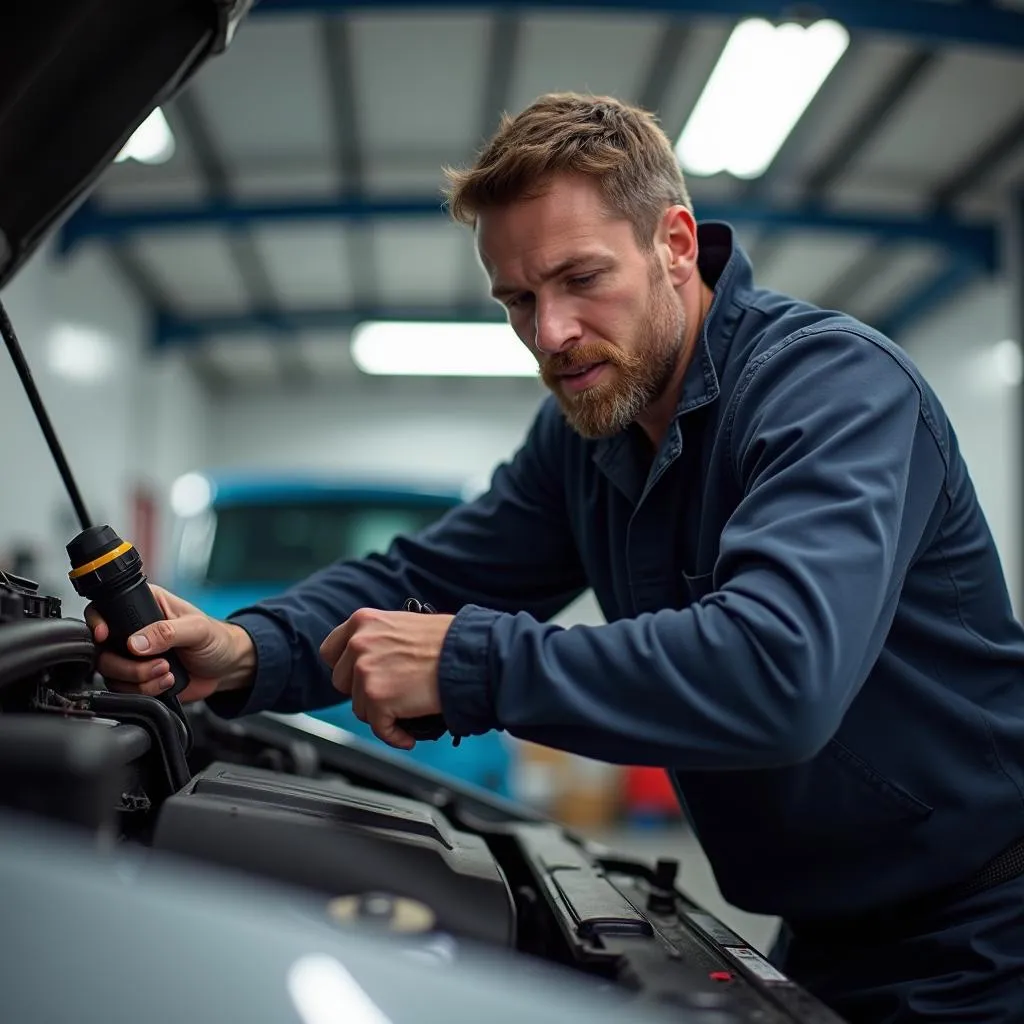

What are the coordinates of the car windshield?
(199, 498, 453, 586)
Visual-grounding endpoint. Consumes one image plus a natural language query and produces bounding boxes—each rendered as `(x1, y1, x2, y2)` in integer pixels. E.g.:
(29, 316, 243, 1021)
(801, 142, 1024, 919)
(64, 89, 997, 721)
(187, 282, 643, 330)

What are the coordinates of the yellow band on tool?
(68, 541, 134, 579)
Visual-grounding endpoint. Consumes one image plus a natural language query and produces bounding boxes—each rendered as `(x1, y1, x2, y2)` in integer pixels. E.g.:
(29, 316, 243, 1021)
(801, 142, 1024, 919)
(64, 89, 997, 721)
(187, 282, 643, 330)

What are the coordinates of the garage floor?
(582, 824, 781, 955)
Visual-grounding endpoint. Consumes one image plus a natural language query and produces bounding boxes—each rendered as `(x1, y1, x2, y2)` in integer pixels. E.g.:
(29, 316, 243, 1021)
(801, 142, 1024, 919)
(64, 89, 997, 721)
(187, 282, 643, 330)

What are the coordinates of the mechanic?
(89, 93, 1024, 1022)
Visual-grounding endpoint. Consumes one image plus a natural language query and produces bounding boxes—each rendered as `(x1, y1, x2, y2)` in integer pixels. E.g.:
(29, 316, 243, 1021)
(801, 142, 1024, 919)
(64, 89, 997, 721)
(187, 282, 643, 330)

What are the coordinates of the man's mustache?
(542, 341, 622, 378)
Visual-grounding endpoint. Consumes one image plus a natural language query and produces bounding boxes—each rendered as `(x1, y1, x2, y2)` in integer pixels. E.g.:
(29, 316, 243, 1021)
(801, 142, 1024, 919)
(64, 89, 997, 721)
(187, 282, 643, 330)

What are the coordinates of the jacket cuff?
(204, 612, 292, 719)
(438, 605, 501, 735)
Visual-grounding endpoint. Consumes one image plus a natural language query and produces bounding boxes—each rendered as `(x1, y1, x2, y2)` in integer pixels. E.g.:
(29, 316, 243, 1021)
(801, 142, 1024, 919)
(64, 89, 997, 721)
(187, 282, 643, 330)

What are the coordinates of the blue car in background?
(167, 471, 511, 795)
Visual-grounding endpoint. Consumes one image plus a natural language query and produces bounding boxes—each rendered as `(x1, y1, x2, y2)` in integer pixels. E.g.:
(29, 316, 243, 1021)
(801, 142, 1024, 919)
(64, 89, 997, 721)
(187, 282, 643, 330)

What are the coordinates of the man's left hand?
(320, 607, 455, 750)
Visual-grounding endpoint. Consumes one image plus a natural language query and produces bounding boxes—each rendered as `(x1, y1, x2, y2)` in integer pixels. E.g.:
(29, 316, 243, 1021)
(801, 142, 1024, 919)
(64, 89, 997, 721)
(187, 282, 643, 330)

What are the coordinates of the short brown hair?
(443, 92, 692, 247)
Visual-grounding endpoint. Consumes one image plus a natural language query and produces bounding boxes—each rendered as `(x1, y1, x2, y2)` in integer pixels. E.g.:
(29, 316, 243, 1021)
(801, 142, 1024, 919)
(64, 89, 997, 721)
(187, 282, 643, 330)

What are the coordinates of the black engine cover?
(152, 761, 515, 946)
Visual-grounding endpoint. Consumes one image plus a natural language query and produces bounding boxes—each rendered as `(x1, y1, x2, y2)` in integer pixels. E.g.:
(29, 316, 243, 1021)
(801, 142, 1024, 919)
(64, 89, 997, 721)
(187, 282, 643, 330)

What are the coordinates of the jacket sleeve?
(438, 329, 949, 770)
(208, 398, 587, 718)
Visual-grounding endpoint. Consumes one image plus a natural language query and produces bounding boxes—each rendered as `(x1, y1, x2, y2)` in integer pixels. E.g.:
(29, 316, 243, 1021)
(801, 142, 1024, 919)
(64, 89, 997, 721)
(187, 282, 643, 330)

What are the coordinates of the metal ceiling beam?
(478, 11, 521, 145)
(804, 49, 936, 310)
(322, 15, 380, 304)
(155, 304, 505, 347)
(807, 52, 938, 198)
(251, 0, 1024, 54)
(104, 246, 230, 391)
(932, 109, 1024, 210)
(168, 91, 310, 385)
(456, 10, 521, 300)
(61, 195, 999, 269)
(749, 48, 936, 272)
(876, 257, 979, 339)
(873, 109, 1024, 340)
(637, 22, 692, 116)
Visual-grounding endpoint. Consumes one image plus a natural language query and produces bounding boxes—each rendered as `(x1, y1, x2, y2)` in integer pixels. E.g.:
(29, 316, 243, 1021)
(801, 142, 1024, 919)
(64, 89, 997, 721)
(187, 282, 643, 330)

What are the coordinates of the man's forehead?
(478, 231, 625, 288)
(476, 180, 615, 255)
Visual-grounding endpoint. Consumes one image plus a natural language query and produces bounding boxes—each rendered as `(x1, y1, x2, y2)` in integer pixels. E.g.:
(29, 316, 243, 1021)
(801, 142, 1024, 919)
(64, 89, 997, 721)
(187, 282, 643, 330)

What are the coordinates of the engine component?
(327, 892, 438, 935)
(152, 760, 516, 947)
(0, 570, 61, 623)
(0, 715, 149, 834)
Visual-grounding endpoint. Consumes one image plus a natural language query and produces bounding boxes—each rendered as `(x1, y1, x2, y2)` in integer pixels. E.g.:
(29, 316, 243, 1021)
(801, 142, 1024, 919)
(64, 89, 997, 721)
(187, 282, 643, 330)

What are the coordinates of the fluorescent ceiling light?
(46, 324, 115, 383)
(676, 18, 849, 179)
(115, 107, 176, 165)
(170, 473, 213, 518)
(351, 321, 538, 377)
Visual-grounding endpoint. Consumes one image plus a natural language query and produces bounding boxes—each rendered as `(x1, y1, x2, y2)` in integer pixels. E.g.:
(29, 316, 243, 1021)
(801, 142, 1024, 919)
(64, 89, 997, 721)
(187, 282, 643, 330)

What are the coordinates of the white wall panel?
(900, 278, 1019, 610)
(0, 244, 210, 603)
(134, 349, 212, 581)
(0, 246, 141, 609)
(207, 382, 546, 489)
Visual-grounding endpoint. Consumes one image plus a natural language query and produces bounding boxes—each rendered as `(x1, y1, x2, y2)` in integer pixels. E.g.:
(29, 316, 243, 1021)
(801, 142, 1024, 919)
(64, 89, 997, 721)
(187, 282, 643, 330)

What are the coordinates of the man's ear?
(659, 205, 698, 288)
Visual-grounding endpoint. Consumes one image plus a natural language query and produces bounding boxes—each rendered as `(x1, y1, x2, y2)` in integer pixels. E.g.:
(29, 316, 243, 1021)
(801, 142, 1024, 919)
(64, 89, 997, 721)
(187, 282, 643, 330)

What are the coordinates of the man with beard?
(89, 94, 1024, 1022)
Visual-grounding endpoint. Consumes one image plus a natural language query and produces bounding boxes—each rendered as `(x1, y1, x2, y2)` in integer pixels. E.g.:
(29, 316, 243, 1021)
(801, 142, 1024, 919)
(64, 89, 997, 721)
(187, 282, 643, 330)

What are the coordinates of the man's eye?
(570, 273, 599, 288)
(507, 294, 532, 310)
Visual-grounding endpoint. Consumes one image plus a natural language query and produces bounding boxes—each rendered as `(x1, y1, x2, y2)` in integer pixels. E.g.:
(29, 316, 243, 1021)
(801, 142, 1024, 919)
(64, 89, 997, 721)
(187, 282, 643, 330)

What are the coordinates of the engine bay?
(0, 585, 844, 1024)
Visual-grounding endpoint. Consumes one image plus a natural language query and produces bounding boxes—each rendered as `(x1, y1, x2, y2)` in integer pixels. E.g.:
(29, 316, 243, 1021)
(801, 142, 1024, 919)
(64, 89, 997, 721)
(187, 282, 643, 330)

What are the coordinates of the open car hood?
(0, 0, 252, 287)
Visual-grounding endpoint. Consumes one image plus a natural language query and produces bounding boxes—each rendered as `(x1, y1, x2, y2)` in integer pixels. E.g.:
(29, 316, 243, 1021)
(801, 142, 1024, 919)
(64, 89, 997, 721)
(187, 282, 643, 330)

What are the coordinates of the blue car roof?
(199, 472, 466, 506)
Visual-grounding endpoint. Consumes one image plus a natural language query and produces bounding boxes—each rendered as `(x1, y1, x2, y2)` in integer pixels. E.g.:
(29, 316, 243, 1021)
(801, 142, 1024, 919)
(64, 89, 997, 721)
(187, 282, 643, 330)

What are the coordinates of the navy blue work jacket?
(221, 223, 1024, 924)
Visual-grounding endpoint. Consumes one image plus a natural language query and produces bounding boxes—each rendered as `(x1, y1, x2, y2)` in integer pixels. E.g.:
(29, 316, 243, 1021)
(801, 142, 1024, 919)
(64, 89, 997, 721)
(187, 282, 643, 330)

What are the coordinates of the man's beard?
(540, 273, 686, 439)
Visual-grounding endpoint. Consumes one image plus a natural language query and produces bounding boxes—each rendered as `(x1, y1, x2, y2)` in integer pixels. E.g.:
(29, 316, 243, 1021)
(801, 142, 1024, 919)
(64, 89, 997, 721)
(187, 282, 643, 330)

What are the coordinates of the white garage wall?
(0, 243, 209, 609)
(134, 349, 211, 582)
(899, 278, 1020, 611)
(207, 383, 548, 489)
(0, 243, 145, 610)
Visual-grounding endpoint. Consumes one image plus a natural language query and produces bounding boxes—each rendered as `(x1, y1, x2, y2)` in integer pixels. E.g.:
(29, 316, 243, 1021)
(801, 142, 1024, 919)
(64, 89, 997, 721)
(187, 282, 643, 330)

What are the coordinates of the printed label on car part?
(724, 945, 789, 983)
(687, 911, 744, 946)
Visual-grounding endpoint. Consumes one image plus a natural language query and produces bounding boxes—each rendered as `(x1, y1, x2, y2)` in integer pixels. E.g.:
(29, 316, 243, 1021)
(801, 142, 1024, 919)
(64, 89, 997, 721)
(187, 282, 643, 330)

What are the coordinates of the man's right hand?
(85, 584, 256, 703)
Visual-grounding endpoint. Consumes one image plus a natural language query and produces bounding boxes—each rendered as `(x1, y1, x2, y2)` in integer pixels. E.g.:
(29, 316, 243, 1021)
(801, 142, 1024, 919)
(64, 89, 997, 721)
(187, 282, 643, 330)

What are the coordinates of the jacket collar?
(675, 220, 752, 415)
(592, 221, 752, 486)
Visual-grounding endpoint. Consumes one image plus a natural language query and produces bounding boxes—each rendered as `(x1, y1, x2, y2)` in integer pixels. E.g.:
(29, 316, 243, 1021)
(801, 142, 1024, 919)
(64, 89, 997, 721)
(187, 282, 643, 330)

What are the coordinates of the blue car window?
(204, 501, 450, 586)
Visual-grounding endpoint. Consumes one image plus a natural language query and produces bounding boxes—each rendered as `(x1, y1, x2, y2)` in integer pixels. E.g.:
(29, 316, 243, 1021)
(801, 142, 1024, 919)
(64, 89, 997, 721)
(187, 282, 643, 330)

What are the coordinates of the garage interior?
(2, 0, 1023, 964)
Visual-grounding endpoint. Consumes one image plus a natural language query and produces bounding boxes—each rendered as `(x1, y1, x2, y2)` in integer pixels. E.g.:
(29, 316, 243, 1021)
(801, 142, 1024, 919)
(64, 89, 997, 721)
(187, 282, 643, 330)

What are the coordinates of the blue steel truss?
(252, 0, 1024, 54)
(155, 305, 505, 347)
(60, 196, 1000, 272)
(877, 257, 982, 340)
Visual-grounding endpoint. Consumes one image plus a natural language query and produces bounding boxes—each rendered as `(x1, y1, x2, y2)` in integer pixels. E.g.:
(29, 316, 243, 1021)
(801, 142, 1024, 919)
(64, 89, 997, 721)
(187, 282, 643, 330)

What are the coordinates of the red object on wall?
(625, 766, 681, 817)
(131, 485, 158, 570)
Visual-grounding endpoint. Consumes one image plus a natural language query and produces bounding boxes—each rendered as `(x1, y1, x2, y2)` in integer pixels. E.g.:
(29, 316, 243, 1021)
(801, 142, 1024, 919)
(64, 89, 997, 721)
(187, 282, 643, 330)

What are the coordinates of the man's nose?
(533, 298, 581, 356)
